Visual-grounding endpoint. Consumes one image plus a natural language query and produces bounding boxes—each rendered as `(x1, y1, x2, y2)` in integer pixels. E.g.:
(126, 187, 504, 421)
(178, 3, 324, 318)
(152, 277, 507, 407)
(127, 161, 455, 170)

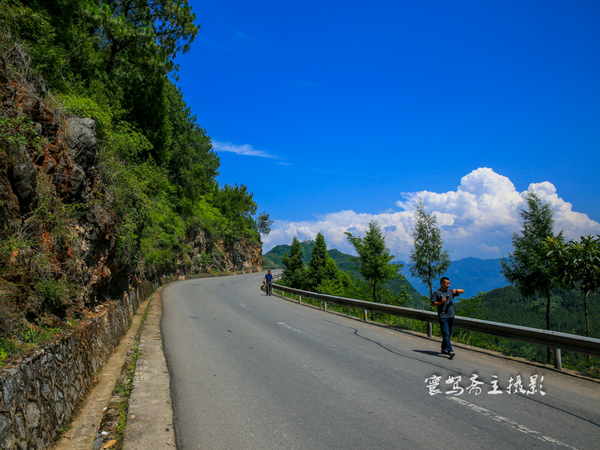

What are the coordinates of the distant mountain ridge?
(264, 244, 509, 298)
(399, 257, 509, 297)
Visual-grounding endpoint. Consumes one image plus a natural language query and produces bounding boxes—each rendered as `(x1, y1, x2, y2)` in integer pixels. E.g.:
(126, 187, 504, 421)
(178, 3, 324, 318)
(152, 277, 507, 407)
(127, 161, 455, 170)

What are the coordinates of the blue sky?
(176, 0, 600, 260)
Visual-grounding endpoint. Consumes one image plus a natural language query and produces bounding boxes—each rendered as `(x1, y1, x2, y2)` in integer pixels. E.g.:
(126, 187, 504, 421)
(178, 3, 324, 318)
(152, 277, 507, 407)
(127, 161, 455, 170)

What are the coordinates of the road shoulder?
(122, 288, 176, 449)
(51, 297, 150, 450)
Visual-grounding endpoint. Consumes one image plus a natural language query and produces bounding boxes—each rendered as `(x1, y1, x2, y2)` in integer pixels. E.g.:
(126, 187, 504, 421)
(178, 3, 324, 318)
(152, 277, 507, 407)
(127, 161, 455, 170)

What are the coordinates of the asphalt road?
(162, 272, 600, 450)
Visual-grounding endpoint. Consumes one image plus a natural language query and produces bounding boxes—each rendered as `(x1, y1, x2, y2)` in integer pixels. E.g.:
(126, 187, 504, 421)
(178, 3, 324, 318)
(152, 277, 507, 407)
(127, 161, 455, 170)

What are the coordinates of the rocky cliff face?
(0, 50, 262, 333)
(0, 52, 120, 325)
(185, 230, 262, 275)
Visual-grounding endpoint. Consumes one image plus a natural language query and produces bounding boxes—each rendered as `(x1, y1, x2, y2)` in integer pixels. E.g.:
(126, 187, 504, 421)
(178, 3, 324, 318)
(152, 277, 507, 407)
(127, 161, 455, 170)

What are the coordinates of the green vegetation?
(0, 0, 269, 359)
(266, 239, 420, 303)
(306, 233, 331, 291)
(545, 234, 600, 338)
(346, 221, 401, 304)
(501, 193, 562, 332)
(280, 237, 307, 288)
(279, 234, 351, 297)
(278, 227, 409, 312)
(461, 285, 599, 374)
(0, 324, 63, 367)
(409, 199, 451, 302)
(1, 0, 268, 272)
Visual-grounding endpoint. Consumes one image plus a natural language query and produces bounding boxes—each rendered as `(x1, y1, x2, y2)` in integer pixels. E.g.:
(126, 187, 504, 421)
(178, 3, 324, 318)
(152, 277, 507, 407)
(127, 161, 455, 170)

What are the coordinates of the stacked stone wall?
(0, 268, 261, 449)
(0, 283, 149, 450)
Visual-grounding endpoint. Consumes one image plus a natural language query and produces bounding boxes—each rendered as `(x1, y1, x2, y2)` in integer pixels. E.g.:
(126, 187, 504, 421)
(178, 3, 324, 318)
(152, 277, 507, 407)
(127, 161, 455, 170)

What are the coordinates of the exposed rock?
(65, 118, 97, 172)
(0, 150, 20, 227)
(0, 44, 262, 325)
(0, 47, 264, 450)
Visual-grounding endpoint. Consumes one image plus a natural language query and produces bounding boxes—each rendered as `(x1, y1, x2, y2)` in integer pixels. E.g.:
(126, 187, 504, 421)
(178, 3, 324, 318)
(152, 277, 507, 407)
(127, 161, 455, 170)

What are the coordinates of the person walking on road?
(430, 277, 464, 359)
(264, 270, 274, 296)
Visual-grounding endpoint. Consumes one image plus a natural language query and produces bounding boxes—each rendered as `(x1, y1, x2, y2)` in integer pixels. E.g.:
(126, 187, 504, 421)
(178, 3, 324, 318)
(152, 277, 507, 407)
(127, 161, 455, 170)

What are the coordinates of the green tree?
(501, 193, 562, 337)
(214, 183, 259, 243)
(315, 257, 352, 297)
(256, 212, 273, 236)
(0, 0, 273, 338)
(409, 199, 451, 304)
(87, 0, 199, 75)
(307, 233, 329, 291)
(345, 221, 399, 303)
(281, 237, 306, 289)
(545, 235, 600, 337)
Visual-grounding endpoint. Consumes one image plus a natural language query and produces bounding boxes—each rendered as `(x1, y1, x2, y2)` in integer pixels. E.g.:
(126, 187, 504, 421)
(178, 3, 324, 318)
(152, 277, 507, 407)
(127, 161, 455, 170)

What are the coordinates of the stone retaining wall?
(0, 283, 149, 450)
(0, 269, 260, 450)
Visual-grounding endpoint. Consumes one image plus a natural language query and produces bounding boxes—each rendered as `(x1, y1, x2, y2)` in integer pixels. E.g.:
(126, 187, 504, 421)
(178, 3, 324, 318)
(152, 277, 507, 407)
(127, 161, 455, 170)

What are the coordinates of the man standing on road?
(263, 270, 274, 296)
(431, 277, 464, 359)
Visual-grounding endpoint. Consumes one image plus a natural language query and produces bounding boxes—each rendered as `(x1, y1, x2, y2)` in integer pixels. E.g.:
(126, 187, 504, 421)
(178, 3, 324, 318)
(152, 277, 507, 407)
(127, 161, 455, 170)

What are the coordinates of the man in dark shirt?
(263, 270, 273, 296)
(430, 277, 464, 359)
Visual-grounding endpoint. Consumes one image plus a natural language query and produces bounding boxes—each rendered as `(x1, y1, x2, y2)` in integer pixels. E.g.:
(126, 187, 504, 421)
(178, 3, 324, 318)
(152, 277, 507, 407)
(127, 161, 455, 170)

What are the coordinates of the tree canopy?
(281, 237, 306, 289)
(0, 0, 268, 284)
(306, 233, 329, 291)
(501, 192, 562, 335)
(545, 234, 600, 337)
(409, 199, 451, 301)
(346, 221, 400, 303)
(88, 0, 199, 75)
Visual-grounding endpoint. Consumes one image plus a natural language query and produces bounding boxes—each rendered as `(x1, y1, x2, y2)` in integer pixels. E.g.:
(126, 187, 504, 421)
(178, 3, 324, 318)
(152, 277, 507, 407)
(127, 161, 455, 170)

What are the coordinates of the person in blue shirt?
(430, 277, 464, 359)
(263, 270, 273, 296)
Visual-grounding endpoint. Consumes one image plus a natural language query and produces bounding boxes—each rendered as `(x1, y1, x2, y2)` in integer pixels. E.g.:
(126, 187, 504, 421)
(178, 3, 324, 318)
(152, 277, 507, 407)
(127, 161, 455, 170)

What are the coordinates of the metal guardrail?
(271, 283, 600, 369)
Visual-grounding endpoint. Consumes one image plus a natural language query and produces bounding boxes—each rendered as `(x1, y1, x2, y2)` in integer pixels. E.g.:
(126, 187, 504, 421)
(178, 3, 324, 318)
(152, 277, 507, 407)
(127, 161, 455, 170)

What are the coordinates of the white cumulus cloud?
(263, 167, 600, 260)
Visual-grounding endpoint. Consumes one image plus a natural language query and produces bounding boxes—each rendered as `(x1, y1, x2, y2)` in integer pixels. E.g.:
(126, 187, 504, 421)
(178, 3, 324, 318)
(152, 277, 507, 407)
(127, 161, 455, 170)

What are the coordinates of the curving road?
(162, 272, 600, 449)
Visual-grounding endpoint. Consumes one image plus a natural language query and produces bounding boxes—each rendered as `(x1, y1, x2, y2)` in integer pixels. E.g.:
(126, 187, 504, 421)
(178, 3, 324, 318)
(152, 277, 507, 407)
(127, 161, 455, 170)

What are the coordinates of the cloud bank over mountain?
(263, 168, 600, 260)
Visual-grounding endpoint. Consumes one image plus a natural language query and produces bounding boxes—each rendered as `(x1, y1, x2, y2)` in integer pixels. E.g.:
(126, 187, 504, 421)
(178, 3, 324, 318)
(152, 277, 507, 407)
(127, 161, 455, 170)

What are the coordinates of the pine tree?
(501, 192, 562, 361)
(282, 237, 306, 289)
(345, 221, 399, 303)
(409, 199, 451, 304)
(307, 233, 329, 290)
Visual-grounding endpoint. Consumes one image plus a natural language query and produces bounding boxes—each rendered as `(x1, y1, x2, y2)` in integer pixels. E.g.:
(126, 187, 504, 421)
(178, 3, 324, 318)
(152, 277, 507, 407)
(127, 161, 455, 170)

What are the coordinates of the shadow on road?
(413, 350, 445, 357)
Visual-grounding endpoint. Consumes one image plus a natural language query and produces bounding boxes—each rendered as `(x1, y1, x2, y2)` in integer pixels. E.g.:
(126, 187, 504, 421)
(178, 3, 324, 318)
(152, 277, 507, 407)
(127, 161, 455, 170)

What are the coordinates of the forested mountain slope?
(454, 285, 600, 370)
(0, 0, 268, 360)
(466, 285, 600, 339)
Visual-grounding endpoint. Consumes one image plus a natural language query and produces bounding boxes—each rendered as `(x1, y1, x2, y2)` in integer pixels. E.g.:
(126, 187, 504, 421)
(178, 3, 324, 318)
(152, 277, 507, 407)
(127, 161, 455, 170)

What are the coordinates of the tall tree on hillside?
(87, 0, 199, 75)
(501, 192, 562, 362)
(345, 221, 399, 303)
(214, 183, 258, 241)
(409, 199, 451, 305)
(282, 237, 306, 289)
(545, 234, 600, 338)
(314, 257, 352, 297)
(306, 233, 329, 290)
(256, 212, 273, 236)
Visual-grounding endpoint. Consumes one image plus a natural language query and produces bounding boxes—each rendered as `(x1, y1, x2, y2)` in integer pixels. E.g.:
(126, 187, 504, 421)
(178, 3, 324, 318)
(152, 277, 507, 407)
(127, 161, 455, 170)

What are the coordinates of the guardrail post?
(324, 301, 328, 311)
(364, 310, 368, 321)
(427, 322, 433, 338)
(554, 348, 563, 370)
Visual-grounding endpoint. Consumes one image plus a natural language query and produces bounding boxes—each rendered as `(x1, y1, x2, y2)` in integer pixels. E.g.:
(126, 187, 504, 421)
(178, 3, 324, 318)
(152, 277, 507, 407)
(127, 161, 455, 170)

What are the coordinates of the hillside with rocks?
(0, 2, 265, 368)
